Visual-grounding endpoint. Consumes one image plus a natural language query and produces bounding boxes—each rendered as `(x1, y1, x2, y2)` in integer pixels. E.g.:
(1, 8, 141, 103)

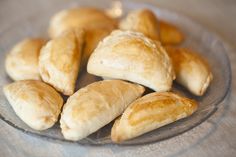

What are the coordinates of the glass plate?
(0, 1, 231, 145)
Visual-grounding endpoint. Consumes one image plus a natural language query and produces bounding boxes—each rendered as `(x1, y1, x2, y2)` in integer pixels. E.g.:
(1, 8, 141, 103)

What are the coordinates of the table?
(1, 0, 236, 156)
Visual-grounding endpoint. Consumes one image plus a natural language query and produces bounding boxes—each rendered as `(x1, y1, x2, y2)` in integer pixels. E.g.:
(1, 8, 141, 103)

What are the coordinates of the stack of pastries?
(3, 7, 213, 143)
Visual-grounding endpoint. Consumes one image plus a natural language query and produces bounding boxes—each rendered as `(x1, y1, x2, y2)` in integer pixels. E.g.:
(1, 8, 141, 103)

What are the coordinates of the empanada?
(111, 92, 197, 143)
(119, 9, 160, 40)
(160, 20, 184, 45)
(165, 47, 213, 96)
(39, 29, 84, 95)
(49, 7, 117, 38)
(60, 80, 145, 141)
(5, 38, 46, 81)
(3, 80, 63, 130)
(87, 30, 175, 92)
(81, 25, 113, 68)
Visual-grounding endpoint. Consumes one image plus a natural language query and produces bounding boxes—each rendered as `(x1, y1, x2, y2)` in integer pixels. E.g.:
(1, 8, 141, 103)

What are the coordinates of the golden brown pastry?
(159, 20, 184, 45)
(39, 29, 84, 95)
(49, 7, 117, 38)
(5, 38, 46, 81)
(165, 47, 213, 96)
(81, 25, 113, 68)
(60, 80, 145, 141)
(111, 92, 197, 143)
(87, 30, 175, 92)
(3, 80, 63, 130)
(119, 9, 160, 40)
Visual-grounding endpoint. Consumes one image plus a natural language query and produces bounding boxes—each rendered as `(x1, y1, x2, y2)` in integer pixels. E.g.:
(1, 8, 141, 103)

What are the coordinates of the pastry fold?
(39, 29, 84, 95)
(5, 38, 46, 81)
(60, 80, 145, 141)
(111, 92, 197, 143)
(165, 47, 213, 96)
(87, 30, 175, 92)
(3, 80, 63, 130)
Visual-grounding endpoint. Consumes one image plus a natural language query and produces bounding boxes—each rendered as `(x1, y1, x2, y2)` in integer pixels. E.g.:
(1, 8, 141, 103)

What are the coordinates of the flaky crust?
(160, 20, 184, 45)
(60, 80, 145, 141)
(165, 47, 213, 96)
(3, 80, 63, 130)
(87, 30, 175, 92)
(39, 29, 84, 95)
(49, 7, 117, 38)
(111, 92, 197, 143)
(119, 9, 160, 40)
(5, 38, 46, 81)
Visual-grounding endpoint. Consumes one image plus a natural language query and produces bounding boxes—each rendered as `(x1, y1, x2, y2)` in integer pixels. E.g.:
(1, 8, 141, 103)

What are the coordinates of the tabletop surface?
(0, 0, 236, 157)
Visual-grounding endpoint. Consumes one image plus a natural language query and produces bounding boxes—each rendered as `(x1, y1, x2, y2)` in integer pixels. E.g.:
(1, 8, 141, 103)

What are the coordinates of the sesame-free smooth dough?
(60, 80, 145, 141)
(3, 80, 63, 130)
(39, 29, 84, 95)
(5, 38, 46, 81)
(49, 7, 117, 38)
(165, 47, 213, 96)
(119, 9, 160, 41)
(159, 20, 184, 45)
(111, 92, 197, 143)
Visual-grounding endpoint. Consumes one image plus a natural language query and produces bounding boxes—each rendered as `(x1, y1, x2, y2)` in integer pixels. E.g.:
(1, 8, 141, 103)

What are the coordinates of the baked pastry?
(119, 9, 160, 40)
(60, 80, 145, 141)
(39, 29, 84, 95)
(165, 47, 213, 96)
(5, 38, 46, 81)
(87, 30, 175, 92)
(159, 20, 184, 45)
(3, 80, 63, 130)
(111, 92, 197, 143)
(81, 25, 113, 68)
(49, 7, 117, 38)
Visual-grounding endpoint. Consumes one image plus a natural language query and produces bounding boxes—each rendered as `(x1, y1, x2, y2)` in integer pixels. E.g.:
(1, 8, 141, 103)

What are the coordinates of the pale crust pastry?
(49, 7, 117, 38)
(87, 30, 175, 92)
(160, 20, 184, 45)
(5, 38, 46, 81)
(60, 80, 145, 141)
(3, 80, 63, 130)
(39, 29, 84, 95)
(111, 92, 197, 143)
(165, 47, 213, 96)
(119, 9, 160, 40)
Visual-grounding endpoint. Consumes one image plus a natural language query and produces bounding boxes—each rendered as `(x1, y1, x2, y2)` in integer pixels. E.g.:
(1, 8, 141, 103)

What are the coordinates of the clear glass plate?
(0, 1, 231, 145)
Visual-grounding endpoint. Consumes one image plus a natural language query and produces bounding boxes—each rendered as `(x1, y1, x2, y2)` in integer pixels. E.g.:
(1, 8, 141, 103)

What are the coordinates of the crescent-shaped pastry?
(111, 92, 198, 143)
(119, 9, 160, 40)
(49, 7, 117, 38)
(81, 25, 113, 68)
(159, 20, 184, 45)
(87, 30, 175, 92)
(165, 47, 213, 96)
(5, 38, 46, 81)
(39, 29, 84, 95)
(60, 80, 145, 141)
(3, 80, 63, 130)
